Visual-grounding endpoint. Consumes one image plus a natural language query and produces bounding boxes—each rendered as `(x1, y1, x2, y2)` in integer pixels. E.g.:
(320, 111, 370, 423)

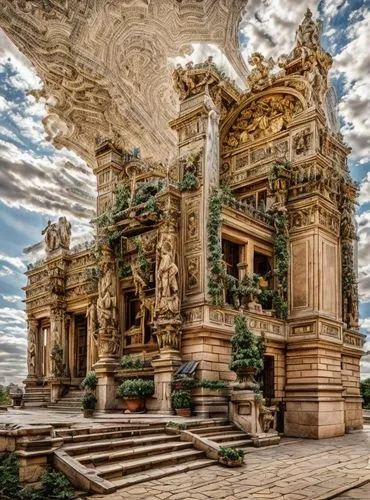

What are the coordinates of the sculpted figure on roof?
(247, 52, 275, 93)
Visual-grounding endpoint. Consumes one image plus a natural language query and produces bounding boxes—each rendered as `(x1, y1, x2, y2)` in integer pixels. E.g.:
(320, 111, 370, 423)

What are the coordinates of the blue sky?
(0, 0, 369, 385)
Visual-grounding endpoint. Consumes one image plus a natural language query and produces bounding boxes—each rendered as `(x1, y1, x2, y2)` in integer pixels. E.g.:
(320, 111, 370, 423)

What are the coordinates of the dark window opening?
(257, 355, 275, 405)
(222, 239, 240, 278)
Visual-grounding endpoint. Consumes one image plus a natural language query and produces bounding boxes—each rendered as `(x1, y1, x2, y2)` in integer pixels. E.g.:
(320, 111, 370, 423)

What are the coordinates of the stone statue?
(86, 300, 98, 347)
(97, 259, 116, 330)
(247, 52, 275, 93)
(58, 216, 71, 248)
(27, 319, 37, 377)
(42, 216, 72, 253)
(156, 236, 179, 318)
(96, 247, 119, 359)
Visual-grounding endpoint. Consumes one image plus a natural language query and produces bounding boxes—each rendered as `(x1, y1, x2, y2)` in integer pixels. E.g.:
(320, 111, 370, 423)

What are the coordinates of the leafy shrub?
(178, 170, 198, 192)
(360, 378, 370, 407)
(81, 393, 97, 410)
(40, 470, 74, 500)
(118, 379, 154, 398)
(172, 390, 192, 409)
(120, 355, 151, 370)
(81, 371, 98, 390)
(230, 314, 264, 373)
(0, 455, 74, 500)
(218, 446, 245, 461)
(172, 378, 227, 392)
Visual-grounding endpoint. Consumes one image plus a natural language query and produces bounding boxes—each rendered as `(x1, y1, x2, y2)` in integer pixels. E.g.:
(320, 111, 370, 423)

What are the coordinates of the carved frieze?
(185, 255, 201, 294)
(223, 93, 303, 151)
(183, 307, 203, 323)
(293, 127, 312, 157)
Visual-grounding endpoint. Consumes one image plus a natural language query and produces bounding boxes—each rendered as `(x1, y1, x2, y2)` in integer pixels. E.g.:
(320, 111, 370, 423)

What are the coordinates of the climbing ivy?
(134, 236, 151, 284)
(178, 170, 198, 192)
(207, 189, 225, 306)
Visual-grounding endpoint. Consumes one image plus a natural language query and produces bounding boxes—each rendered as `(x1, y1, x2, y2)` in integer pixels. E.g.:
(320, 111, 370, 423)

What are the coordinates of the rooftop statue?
(247, 52, 275, 93)
(42, 216, 71, 254)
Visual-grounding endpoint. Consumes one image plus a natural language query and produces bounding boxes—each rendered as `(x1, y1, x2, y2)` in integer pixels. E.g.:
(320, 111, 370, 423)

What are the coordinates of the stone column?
(94, 246, 120, 411)
(284, 125, 349, 438)
(152, 207, 182, 413)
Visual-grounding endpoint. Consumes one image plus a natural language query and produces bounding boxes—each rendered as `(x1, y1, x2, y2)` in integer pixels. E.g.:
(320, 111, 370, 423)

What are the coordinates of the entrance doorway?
(75, 314, 87, 378)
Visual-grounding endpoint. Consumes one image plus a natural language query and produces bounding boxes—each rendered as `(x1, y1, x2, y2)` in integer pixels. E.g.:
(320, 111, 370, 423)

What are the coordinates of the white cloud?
(1, 294, 21, 303)
(0, 265, 13, 278)
(333, 8, 370, 163)
(0, 252, 26, 271)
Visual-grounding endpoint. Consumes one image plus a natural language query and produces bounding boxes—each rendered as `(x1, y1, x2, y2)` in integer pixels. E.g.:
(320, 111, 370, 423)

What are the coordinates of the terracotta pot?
(124, 396, 145, 413)
(83, 409, 94, 418)
(175, 408, 191, 417)
(218, 456, 244, 467)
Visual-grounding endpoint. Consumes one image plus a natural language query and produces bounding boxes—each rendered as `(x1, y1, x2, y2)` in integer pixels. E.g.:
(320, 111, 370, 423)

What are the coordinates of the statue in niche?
(247, 52, 275, 93)
(97, 252, 117, 332)
(156, 235, 180, 319)
(27, 320, 37, 377)
(86, 300, 98, 351)
(42, 216, 71, 253)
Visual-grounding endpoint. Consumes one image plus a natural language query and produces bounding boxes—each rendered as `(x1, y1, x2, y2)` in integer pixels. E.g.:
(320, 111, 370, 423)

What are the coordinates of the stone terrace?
(90, 427, 370, 500)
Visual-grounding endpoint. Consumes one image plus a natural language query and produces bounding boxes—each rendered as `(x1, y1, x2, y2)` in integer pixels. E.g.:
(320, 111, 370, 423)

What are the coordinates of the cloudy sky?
(0, 0, 369, 386)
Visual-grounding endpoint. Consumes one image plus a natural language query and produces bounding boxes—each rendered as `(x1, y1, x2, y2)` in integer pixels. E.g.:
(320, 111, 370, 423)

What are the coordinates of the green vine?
(134, 236, 151, 284)
(178, 170, 198, 192)
(207, 189, 225, 306)
(268, 162, 290, 319)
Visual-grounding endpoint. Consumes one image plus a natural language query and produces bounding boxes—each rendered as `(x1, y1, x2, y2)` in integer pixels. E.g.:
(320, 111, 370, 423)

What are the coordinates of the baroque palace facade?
(15, 9, 364, 438)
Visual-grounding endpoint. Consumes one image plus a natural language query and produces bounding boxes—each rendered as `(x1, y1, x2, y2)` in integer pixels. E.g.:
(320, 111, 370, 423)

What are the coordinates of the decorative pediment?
(222, 91, 305, 152)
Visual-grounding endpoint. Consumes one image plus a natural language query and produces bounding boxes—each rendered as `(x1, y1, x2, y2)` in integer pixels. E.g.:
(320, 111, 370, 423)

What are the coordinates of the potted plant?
(81, 393, 97, 418)
(81, 371, 98, 393)
(218, 447, 245, 467)
(230, 314, 264, 390)
(172, 390, 192, 417)
(118, 378, 154, 413)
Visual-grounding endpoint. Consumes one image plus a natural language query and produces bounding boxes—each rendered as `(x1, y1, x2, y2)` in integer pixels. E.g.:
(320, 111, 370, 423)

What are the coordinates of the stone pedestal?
(229, 390, 280, 447)
(95, 363, 118, 411)
(151, 351, 181, 413)
(49, 378, 64, 404)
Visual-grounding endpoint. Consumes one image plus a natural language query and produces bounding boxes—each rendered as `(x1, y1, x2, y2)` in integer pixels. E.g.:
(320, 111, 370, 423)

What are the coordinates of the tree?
(360, 378, 370, 408)
(0, 385, 10, 405)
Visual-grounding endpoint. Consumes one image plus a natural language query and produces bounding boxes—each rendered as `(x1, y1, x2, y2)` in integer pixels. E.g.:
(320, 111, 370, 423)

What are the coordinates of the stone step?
(220, 438, 253, 448)
(204, 431, 247, 443)
(110, 457, 215, 489)
(46, 406, 81, 413)
(63, 433, 176, 456)
(62, 426, 166, 444)
(23, 394, 50, 400)
(56, 423, 162, 438)
(187, 424, 235, 434)
(79, 440, 192, 467)
(97, 449, 205, 480)
(55, 401, 82, 407)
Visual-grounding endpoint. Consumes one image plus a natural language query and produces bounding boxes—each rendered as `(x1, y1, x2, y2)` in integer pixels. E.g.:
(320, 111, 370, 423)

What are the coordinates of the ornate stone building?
(1, 5, 364, 438)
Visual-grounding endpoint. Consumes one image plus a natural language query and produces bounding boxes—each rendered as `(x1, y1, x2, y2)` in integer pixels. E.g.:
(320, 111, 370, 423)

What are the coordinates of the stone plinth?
(95, 364, 118, 411)
(229, 390, 280, 446)
(151, 351, 181, 413)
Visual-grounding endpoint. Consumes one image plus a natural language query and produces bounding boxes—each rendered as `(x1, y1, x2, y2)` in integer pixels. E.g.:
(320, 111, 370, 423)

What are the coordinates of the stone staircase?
(22, 386, 50, 407)
(53, 419, 252, 494)
(47, 388, 83, 413)
(187, 422, 253, 449)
